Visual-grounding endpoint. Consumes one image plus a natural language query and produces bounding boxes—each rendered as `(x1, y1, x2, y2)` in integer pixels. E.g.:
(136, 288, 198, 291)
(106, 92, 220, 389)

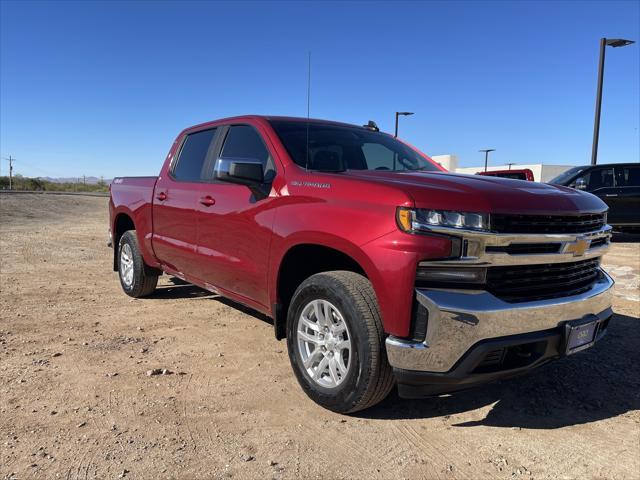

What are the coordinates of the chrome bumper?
(386, 270, 614, 373)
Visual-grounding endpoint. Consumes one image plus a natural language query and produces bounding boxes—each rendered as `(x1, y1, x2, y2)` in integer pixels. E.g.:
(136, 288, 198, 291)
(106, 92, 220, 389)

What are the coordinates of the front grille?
(590, 237, 608, 249)
(486, 243, 561, 255)
(491, 213, 606, 234)
(487, 258, 601, 302)
(472, 341, 547, 373)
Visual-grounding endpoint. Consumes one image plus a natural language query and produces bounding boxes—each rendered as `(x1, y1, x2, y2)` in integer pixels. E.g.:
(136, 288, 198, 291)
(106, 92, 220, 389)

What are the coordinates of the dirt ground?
(1, 194, 639, 480)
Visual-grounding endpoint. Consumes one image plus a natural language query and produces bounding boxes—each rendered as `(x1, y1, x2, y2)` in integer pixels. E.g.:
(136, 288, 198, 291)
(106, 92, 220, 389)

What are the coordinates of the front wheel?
(117, 230, 158, 298)
(286, 271, 394, 413)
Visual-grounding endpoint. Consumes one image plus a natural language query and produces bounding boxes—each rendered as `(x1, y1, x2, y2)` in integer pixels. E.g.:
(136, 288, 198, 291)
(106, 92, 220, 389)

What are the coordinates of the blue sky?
(1, 0, 638, 178)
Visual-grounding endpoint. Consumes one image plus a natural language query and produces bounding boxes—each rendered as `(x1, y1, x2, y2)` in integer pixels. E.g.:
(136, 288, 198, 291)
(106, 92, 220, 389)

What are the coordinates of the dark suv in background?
(550, 163, 640, 232)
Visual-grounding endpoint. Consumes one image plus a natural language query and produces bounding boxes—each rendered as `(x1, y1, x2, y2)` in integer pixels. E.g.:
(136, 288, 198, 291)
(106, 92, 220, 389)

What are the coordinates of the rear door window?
(172, 128, 217, 182)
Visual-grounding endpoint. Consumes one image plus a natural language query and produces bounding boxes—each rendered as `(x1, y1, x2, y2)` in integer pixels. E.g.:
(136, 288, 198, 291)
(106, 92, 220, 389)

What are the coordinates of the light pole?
(591, 37, 635, 166)
(394, 111, 414, 137)
(479, 149, 495, 172)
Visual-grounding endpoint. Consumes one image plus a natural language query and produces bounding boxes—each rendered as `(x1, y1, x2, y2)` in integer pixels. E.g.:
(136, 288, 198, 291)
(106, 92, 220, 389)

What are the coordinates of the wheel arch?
(112, 212, 136, 271)
(272, 240, 376, 340)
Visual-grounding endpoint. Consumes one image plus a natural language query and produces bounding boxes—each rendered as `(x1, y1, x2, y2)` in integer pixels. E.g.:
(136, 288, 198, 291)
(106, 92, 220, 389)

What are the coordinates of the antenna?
(305, 51, 311, 170)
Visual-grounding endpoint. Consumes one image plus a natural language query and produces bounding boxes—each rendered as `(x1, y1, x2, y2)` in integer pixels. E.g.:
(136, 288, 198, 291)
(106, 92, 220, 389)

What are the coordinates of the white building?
(430, 155, 573, 182)
(431, 154, 459, 171)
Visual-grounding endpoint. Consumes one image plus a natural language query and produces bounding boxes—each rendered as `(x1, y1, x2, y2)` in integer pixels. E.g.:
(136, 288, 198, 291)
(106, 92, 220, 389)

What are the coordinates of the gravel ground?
(1, 194, 639, 480)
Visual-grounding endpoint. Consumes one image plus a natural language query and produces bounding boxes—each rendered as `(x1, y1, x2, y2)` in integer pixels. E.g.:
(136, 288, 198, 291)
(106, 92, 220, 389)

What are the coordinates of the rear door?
(194, 124, 278, 308)
(614, 164, 640, 227)
(152, 127, 218, 277)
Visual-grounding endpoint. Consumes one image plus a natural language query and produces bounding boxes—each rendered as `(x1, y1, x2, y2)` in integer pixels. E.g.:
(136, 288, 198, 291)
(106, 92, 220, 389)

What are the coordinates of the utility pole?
(507, 163, 516, 170)
(4, 156, 15, 190)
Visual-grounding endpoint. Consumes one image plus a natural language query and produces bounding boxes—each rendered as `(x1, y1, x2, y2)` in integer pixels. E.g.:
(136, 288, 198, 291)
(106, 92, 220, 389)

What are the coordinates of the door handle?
(605, 194, 618, 197)
(156, 191, 167, 201)
(199, 196, 216, 206)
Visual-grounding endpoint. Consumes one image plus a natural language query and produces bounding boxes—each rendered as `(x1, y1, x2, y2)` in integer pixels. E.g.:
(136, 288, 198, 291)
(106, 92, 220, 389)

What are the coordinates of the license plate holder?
(565, 318, 598, 355)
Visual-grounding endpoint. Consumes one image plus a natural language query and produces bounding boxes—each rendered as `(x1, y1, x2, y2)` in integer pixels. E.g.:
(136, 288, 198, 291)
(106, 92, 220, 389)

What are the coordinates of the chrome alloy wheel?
(296, 299, 352, 388)
(120, 243, 134, 287)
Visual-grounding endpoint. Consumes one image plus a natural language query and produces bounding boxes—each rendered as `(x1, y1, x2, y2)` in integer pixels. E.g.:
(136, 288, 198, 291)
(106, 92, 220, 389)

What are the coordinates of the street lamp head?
(397, 112, 414, 116)
(606, 38, 635, 48)
(479, 149, 496, 153)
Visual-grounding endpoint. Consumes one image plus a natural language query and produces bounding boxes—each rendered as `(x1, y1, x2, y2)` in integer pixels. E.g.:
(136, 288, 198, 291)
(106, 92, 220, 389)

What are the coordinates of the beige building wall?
(431, 154, 458, 171)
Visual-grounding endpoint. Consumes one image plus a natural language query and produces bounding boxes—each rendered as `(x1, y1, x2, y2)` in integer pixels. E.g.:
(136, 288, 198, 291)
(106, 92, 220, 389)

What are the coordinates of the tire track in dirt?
(392, 422, 476, 479)
(300, 421, 398, 478)
(181, 373, 199, 454)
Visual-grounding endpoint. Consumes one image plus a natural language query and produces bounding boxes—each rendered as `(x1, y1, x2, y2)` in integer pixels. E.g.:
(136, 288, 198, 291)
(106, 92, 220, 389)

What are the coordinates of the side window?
(575, 167, 615, 191)
(620, 166, 640, 187)
(220, 125, 275, 180)
(173, 128, 217, 182)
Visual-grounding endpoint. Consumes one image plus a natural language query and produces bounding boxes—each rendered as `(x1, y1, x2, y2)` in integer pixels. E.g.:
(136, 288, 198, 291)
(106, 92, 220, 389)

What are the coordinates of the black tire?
(286, 271, 395, 413)
(117, 230, 158, 298)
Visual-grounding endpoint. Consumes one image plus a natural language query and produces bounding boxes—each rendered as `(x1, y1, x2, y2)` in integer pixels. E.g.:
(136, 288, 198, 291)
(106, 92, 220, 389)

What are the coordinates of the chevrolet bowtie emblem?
(565, 238, 591, 257)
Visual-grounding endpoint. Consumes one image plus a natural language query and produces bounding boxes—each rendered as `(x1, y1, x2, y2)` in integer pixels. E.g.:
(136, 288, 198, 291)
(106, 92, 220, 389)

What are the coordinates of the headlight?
(397, 207, 490, 233)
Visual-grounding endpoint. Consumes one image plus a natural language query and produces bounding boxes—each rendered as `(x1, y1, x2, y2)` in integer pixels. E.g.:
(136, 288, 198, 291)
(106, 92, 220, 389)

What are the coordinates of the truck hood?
(346, 170, 607, 215)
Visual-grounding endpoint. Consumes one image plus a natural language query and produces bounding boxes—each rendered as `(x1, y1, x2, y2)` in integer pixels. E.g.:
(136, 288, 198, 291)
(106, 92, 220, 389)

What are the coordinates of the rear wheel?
(286, 271, 394, 413)
(118, 230, 158, 298)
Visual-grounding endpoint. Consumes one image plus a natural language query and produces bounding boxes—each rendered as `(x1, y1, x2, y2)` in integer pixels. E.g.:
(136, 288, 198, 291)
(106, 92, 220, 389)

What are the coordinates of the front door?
(194, 124, 278, 308)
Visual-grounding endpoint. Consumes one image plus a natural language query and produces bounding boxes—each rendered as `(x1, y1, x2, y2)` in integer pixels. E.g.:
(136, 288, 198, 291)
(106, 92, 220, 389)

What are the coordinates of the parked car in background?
(477, 168, 535, 181)
(550, 163, 640, 232)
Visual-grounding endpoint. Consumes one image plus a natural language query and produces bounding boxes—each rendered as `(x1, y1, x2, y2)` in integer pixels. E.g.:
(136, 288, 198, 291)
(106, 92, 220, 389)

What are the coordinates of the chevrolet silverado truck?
(109, 115, 614, 413)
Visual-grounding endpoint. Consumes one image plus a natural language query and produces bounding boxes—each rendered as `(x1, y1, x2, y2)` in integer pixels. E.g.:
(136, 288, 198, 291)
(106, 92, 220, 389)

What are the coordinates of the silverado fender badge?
(290, 180, 331, 189)
(564, 238, 591, 257)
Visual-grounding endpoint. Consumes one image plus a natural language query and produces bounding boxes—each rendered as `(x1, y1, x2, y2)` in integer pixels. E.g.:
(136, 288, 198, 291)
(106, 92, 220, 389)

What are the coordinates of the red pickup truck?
(109, 115, 614, 413)
(478, 168, 535, 181)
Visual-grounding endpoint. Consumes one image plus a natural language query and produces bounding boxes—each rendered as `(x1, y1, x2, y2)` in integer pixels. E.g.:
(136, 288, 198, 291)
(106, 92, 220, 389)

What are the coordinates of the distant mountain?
(40, 176, 112, 185)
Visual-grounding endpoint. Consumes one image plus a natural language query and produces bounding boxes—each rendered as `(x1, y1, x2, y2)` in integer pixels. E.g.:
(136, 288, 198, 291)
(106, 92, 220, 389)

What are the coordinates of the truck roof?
(182, 115, 377, 135)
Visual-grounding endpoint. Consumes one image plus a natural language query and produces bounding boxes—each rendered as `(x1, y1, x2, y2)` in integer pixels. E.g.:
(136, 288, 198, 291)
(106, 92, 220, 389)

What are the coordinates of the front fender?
(268, 229, 453, 338)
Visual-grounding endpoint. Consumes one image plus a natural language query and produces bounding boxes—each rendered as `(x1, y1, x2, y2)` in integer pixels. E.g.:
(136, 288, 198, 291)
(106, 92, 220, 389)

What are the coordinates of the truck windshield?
(269, 120, 440, 172)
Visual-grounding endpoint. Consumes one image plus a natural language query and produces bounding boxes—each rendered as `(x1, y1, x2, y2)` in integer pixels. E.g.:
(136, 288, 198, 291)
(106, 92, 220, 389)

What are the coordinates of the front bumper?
(386, 270, 613, 383)
(393, 312, 612, 398)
